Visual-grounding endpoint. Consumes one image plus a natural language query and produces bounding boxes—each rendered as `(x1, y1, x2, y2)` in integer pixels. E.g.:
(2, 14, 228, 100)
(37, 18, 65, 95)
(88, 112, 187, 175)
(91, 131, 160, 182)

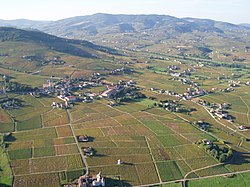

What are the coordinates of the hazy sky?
(0, 0, 249, 23)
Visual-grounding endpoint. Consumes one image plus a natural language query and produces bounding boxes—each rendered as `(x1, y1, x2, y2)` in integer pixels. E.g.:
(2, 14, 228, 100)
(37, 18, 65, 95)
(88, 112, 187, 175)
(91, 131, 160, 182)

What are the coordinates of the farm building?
(78, 172, 105, 187)
(78, 135, 89, 142)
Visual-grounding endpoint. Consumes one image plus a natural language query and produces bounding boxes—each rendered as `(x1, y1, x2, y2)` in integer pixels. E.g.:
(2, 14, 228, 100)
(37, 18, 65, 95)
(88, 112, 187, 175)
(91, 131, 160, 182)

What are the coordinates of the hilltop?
(0, 27, 117, 58)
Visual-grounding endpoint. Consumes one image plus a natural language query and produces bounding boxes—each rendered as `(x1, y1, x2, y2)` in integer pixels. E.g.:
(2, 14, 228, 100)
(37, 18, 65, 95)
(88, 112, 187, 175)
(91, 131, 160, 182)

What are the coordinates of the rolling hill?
(0, 27, 117, 58)
(1, 13, 249, 62)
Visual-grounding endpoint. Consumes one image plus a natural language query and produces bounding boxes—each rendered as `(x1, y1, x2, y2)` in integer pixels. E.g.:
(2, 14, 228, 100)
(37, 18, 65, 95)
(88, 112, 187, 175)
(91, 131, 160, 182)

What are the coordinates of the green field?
(0, 27, 249, 187)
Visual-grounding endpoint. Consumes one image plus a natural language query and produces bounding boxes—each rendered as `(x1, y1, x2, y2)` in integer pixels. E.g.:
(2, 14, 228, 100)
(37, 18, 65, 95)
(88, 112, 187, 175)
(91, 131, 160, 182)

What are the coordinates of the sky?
(0, 0, 249, 23)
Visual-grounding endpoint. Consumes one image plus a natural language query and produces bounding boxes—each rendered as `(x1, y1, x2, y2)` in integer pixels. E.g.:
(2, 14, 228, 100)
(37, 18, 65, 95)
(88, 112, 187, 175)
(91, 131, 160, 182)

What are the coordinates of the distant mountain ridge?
(0, 19, 51, 29)
(0, 13, 249, 38)
(36, 13, 250, 38)
(1, 13, 249, 61)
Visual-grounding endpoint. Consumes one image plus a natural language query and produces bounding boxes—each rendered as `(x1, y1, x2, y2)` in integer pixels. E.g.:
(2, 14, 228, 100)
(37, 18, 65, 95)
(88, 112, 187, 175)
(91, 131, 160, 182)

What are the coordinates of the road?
(66, 109, 89, 175)
(134, 169, 250, 187)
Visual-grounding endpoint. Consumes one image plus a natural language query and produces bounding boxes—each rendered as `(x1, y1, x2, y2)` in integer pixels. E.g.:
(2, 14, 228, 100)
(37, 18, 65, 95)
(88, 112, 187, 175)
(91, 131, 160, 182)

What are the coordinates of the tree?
(219, 153, 228, 162)
(210, 149, 218, 158)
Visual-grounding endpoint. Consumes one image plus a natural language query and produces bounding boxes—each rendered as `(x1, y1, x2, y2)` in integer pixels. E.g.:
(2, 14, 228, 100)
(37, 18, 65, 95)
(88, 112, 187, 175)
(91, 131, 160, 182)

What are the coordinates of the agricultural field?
(0, 26, 249, 187)
(0, 95, 85, 186)
(0, 135, 13, 186)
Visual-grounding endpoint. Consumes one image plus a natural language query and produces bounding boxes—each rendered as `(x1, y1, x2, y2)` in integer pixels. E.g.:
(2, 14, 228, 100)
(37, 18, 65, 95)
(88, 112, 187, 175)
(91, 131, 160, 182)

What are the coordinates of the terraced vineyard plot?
(181, 133, 216, 142)
(80, 107, 99, 114)
(10, 127, 57, 141)
(66, 154, 84, 170)
(70, 109, 88, 121)
(74, 127, 104, 137)
(157, 134, 190, 147)
(74, 118, 120, 129)
(144, 107, 172, 116)
(185, 157, 218, 170)
(55, 144, 79, 155)
(114, 102, 149, 113)
(31, 156, 67, 173)
(141, 120, 175, 135)
(72, 113, 109, 124)
(176, 160, 193, 176)
(195, 165, 230, 177)
(151, 147, 181, 161)
(56, 125, 73, 137)
(11, 159, 30, 175)
(164, 122, 200, 134)
(112, 126, 138, 136)
(80, 140, 117, 148)
(14, 172, 60, 187)
(66, 169, 84, 182)
(115, 140, 148, 148)
(103, 110, 124, 117)
(34, 138, 54, 147)
(16, 115, 42, 131)
(0, 135, 12, 186)
(43, 110, 68, 127)
(156, 161, 183, 181)
(128, 124, 153, 136)
(89, 165, 141, 186)
(0, 109, 14, 133)
(34, 146, 56, 157)
(0, 109, 13, 123)
(174, 144, 208, 159)
(8, 148, 32, 160)
(94, 147, 150, 155)
(87, 154, 152, 167)
(113, 114, 141, 126)
(8, 140, 33, 151)
(54, 137, 76, 145)
(7, 95, 50, 123)
(136, 163, 160, 185)
(0, 122, 15, 133)
(101, 127, 117, 136)
(37, 97, 62, 107)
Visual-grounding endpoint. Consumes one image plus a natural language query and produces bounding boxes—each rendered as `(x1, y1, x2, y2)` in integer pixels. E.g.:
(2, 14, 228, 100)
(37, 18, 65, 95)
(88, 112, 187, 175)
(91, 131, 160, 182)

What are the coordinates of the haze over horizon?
(0, 0, 249, 24)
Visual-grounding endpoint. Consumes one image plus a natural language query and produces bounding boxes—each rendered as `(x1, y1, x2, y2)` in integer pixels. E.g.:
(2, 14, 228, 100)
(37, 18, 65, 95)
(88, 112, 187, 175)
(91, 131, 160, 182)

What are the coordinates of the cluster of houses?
(110, 67, 134, 75)
(238, 125, 248, 131)
(168, 65, 180, 71)
(221, 80, 241, 93)
(198, 100, 233, 122)
(194, 121, 211, 131)
(100, 80, 137, 99)
(82, 147, 94, 157)
(42, 78, 99, 96)
(64, 172, 105, 187)
(22, 55, 66, 66)
(157, 100, 185, 113)
(41, 74, 139, 105)
(169, 68, 192, 78)
(150, 85, 206, 101)
(51, 101, 69, 109)
(100, 85, 123, 98)
(211, 108, 232, 121)
(0, 99, 20, 109)
(78, 172, 105, 187)
(197, 100, 248, 130)
(183, 87, 206, 100)
(77, 135, 94, 157)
